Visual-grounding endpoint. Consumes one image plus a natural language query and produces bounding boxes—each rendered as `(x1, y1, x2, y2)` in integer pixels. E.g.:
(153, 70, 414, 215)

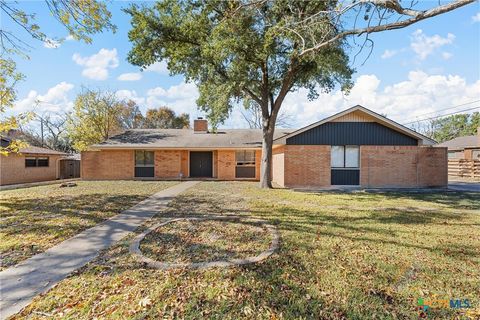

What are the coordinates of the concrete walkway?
(0, 181, 199, 320)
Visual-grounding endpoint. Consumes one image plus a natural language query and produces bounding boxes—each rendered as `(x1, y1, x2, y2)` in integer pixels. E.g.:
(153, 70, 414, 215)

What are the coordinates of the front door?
(189, 151, 213, 178)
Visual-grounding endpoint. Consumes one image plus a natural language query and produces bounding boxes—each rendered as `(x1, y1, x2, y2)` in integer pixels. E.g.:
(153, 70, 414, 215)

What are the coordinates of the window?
(135, 151, 154, 178)
(236, 150, 256, 166)
(448, 151, 463, 159)
(25, 157, 37, 167)
(235, 150, 256, 178)
(135, 151, 154, 167)
(331, 146, 359, 168)
(25, 157, 49, 167)
(37, 157, 49, 167)
(345, 146, 359, 168)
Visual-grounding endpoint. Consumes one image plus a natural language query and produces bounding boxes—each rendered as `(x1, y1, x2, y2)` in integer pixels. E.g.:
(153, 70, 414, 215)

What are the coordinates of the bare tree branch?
(298, 0, 475, 57)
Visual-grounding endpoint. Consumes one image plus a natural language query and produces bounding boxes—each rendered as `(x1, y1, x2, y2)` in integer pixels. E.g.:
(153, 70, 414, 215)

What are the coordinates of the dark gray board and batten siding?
(285, 122, 419, 185)
(286, 122, 418, 146)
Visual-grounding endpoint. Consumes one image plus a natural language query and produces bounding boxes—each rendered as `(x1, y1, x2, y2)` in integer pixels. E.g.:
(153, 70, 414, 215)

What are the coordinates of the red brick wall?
(155, 150, 183, 178)
(193, 119, 208, 132)
(255, 150, 262, 180)
(81, 150, 134, 180)
(82, 148, 263, 181)
(417, 147, 448, 187)
(360, 146, 447, 187)
(0, 153, 62, 185)
(283, 145, 331, 188)
(217, 150, 236, 180)
(181, 150, 189, 178)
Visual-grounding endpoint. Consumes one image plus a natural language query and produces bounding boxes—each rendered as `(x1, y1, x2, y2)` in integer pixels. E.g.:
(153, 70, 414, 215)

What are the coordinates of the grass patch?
(0, 180, 177, 270)
(11, 182, 480, 319)
(140, 219, 271, 263)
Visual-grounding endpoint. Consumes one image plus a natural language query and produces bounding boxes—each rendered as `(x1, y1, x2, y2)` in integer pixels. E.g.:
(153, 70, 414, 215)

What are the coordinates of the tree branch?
(299, 0, 475, 57)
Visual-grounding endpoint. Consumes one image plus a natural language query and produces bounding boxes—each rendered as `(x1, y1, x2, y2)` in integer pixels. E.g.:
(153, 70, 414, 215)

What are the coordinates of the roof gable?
(274, 105, 436, 145)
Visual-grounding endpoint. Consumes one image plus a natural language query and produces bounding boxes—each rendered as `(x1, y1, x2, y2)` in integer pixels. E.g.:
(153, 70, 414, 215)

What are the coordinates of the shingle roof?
(1, 135, 67, 155)
(93, 129, 294, 149)
(18, 146, 67, 155)
(436, 135, 478, 150)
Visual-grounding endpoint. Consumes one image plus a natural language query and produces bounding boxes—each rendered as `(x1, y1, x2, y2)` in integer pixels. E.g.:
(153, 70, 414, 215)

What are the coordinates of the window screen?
(331, 146, 345, 168)
(135, 151, 154, 166)
(345, 146, 359, 168)
(25, 157, 37, 167)
(331, 146, 359, 168)
(236, 150, 255, 166)
(37, 157, 49, 167)
(25, 157, 49, 167)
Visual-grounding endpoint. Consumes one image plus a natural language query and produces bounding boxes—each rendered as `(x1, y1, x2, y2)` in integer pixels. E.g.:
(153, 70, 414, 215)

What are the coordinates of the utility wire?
(400, 99, 480, 124)
(402, 106, 480, 125)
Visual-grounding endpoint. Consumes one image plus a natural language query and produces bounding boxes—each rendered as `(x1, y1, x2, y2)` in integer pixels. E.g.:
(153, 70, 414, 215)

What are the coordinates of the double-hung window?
(235, 150, 256, 178)
(331, 146, 359, 168)
(135, 151, 154, 177)
(25, 157, 49, 167)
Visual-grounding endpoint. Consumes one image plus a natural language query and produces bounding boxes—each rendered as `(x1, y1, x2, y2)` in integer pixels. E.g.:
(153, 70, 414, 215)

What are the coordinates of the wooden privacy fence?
(448, 159, 480, 179)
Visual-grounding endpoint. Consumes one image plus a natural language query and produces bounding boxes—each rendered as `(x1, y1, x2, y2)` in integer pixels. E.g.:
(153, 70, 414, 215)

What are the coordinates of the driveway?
(448, 180, 480, 192)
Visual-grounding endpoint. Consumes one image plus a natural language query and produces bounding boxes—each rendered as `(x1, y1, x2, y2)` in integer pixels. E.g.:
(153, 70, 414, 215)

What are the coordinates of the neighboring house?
(82, 105, 448, 188)
(0, 138, 68, 186)
(436, 128, 480, 160)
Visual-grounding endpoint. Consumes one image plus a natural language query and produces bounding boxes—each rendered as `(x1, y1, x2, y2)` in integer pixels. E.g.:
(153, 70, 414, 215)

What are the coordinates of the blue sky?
(7, 1, 480, 128)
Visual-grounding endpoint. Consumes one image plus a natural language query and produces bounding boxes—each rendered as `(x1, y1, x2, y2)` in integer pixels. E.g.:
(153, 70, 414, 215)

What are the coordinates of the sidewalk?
(0, 181, 200, 320)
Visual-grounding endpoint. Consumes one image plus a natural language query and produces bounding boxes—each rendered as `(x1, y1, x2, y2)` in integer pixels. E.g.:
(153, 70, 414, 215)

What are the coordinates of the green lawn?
(0, 180, 177, 270)
(11, 182, 480, 319)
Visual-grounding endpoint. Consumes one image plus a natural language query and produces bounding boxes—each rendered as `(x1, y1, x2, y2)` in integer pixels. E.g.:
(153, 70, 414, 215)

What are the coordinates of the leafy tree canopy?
(0, 0, 116, 55)
(431, 112, 480, 143)
(0, 0, 115, 155)
(143, 107, 190, 129)
(126, 0, 353, 127)
(67, 89, 125, 152)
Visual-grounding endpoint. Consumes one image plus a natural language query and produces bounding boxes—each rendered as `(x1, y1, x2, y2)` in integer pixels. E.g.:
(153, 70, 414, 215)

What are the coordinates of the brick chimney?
(193, 117, 208, 133)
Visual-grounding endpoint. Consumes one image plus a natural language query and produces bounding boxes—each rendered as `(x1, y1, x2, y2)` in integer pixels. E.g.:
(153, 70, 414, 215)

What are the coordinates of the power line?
(400, 99, 480, 123)
(402, 106, 480, 125)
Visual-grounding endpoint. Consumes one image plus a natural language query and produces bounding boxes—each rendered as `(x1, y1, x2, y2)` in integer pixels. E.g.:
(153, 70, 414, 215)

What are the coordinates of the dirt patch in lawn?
(138, 218, 274, 266)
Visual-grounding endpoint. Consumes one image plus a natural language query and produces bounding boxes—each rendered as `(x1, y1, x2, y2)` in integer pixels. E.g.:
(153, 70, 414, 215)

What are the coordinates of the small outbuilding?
(0, 139, 69, 186)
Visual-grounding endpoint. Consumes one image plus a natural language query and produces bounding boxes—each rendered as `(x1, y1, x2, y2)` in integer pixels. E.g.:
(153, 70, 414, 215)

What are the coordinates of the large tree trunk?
(259, 124, 275, 188)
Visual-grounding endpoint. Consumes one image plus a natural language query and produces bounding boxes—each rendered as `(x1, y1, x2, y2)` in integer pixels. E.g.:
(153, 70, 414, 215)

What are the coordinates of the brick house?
(0, 138, 68, 186)
(82, 105, 448, 188)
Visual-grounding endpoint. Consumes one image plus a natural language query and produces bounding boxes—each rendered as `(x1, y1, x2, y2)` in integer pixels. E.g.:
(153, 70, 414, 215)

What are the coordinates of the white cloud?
(270, 71, 479, 129)
(65, 34, 75, 41)
(145, 61, 169, 75)
(442, 52, 453, 60)
(72, 48, 119, 80)
(14, 82, 75, 115)
(43, 38, 60, 49)
(410, 29, 455, 60)
(472, 12, 480, 22)
(381, 49, 397, 59)
(116, 90, 146, 105)
(117, 72, 142, 81)
(146, 82, 200, 117)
